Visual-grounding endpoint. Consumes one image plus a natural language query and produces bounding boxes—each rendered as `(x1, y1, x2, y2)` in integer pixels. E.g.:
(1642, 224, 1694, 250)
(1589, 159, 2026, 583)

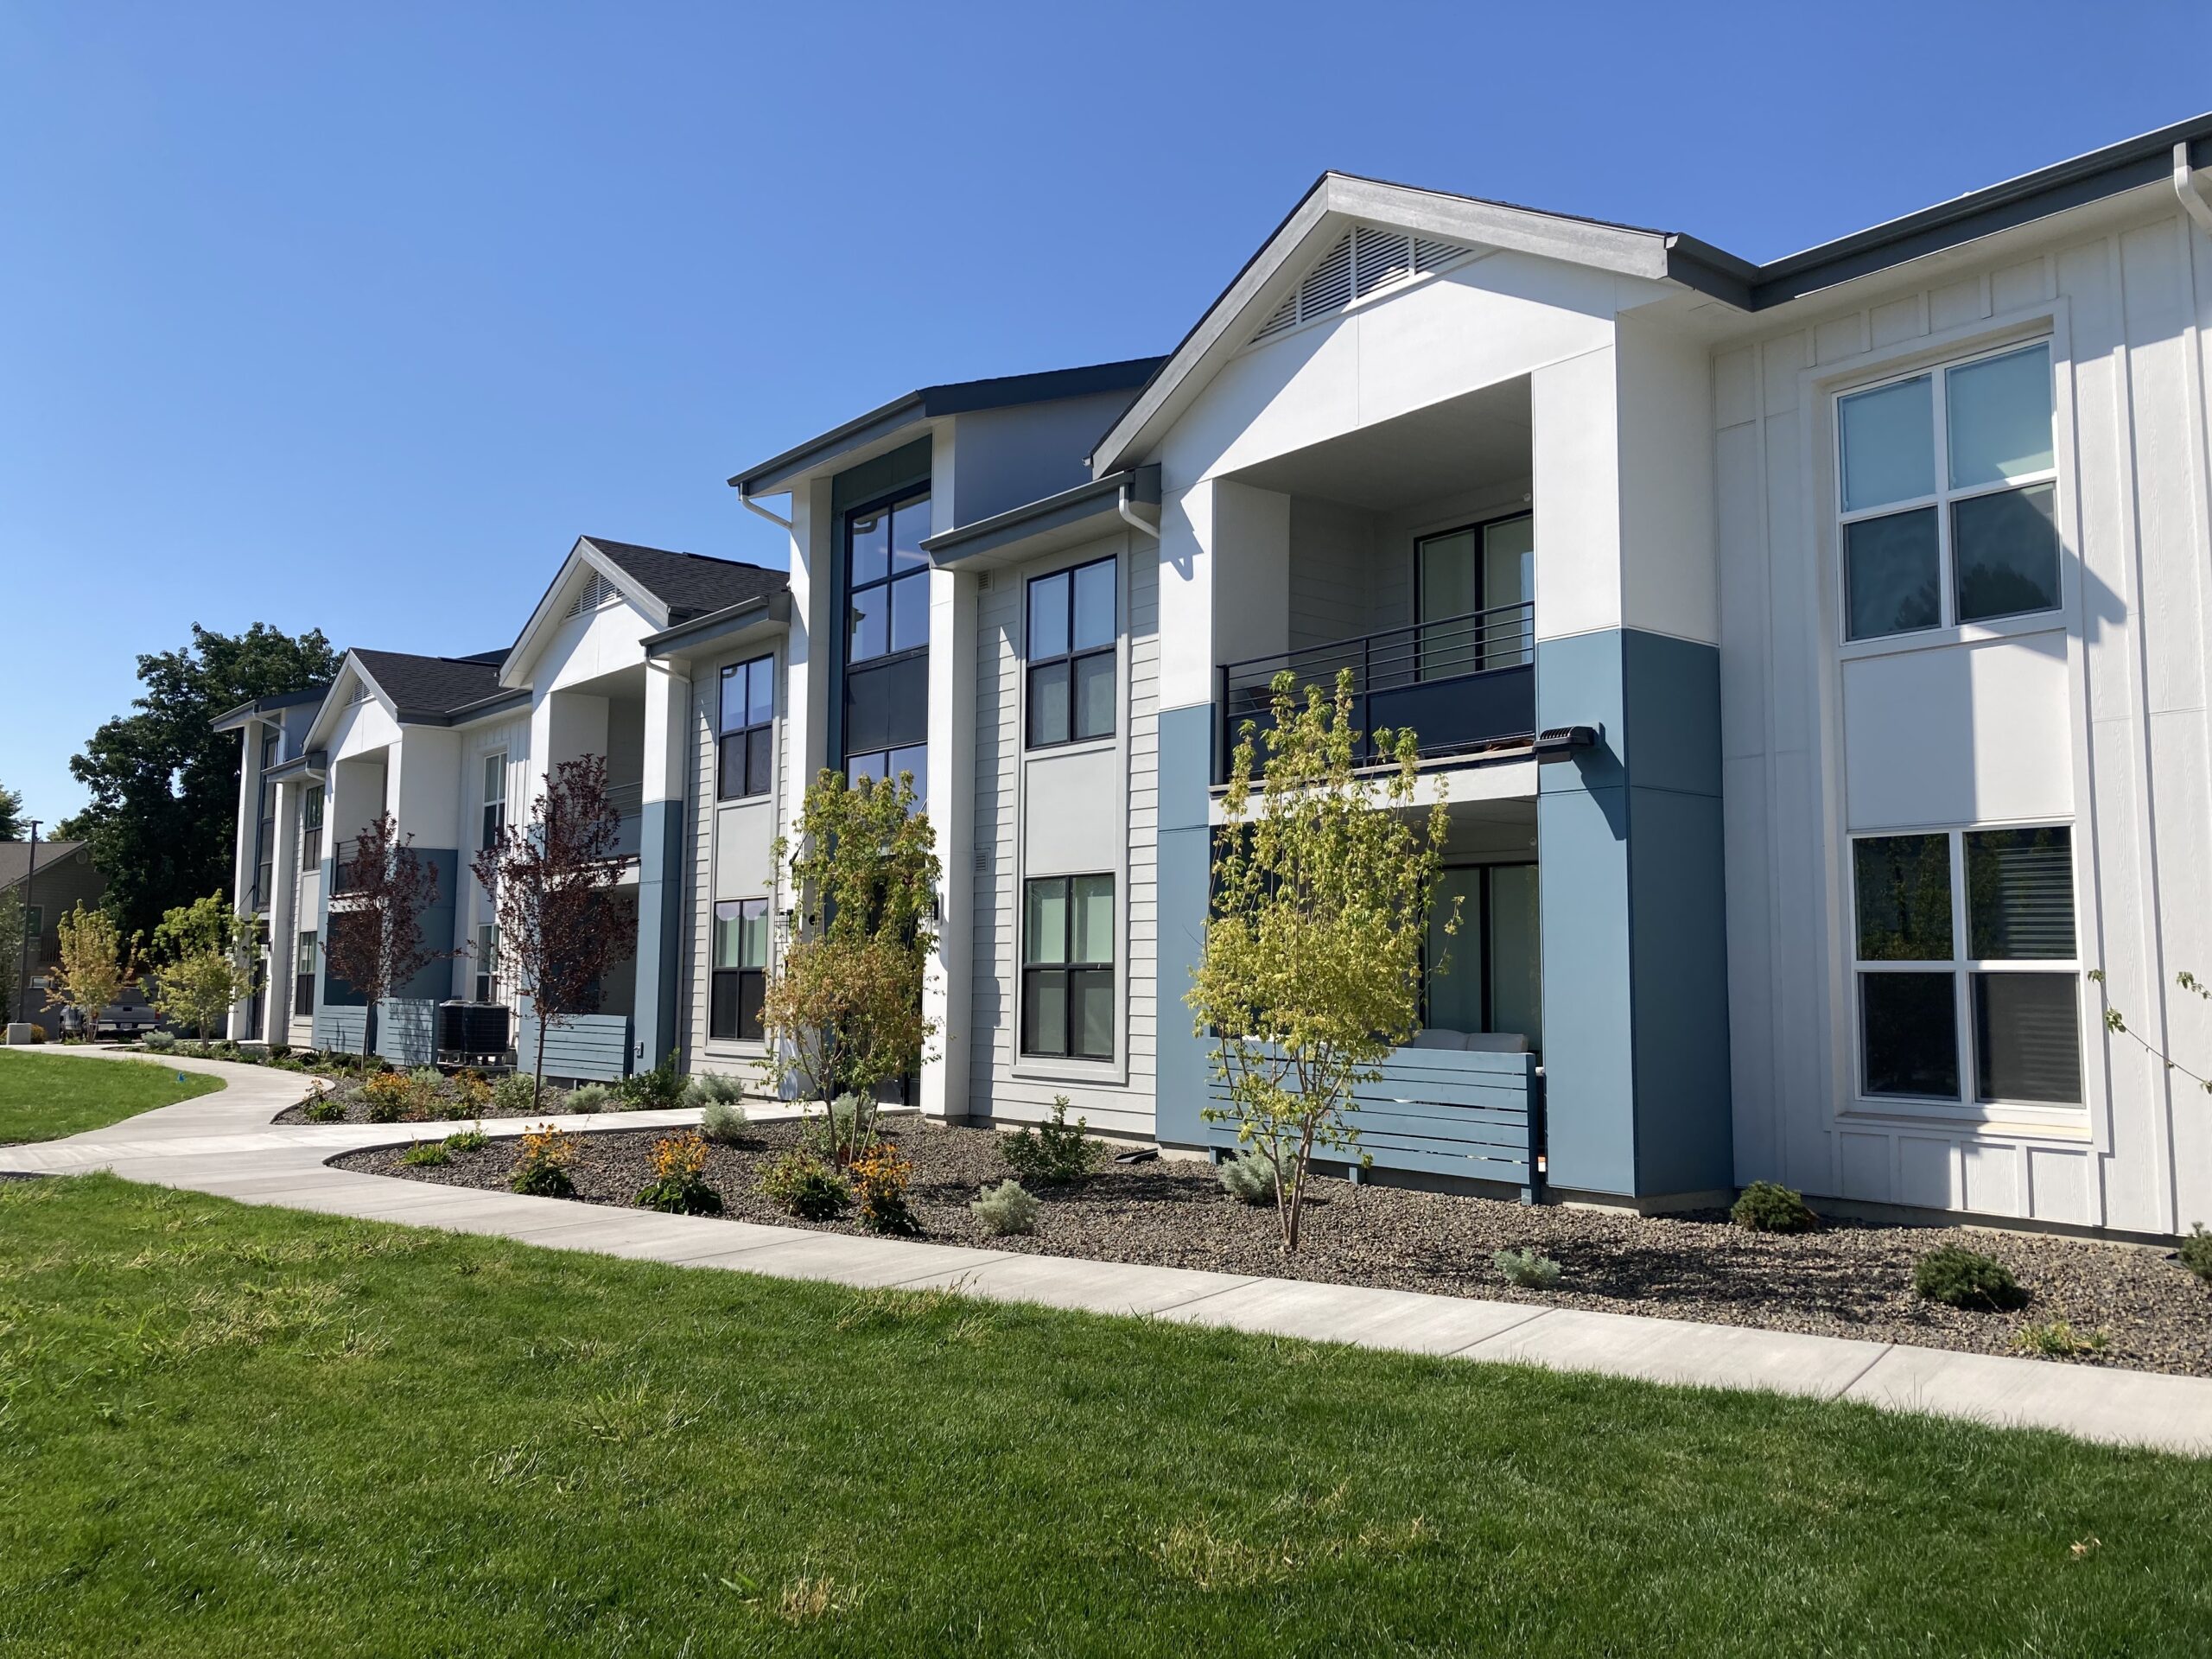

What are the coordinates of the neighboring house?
(1, 838, 107, 1028)
(226, 112, 2212, 1241)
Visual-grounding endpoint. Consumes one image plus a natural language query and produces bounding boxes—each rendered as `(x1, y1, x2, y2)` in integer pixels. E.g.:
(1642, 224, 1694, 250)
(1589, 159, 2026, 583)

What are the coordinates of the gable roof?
(731, 356, 1167, 499)
(577, 537, 787, 624)
(0, 839, 89, 893)
(1093, 114, 2212, 475)
(351, 649, 509, 721)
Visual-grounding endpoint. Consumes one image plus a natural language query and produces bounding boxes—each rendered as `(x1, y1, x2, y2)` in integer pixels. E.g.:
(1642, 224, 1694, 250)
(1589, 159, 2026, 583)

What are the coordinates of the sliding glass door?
(1423, 861, 1542, 1049)
(1414, 512, 1533, 678)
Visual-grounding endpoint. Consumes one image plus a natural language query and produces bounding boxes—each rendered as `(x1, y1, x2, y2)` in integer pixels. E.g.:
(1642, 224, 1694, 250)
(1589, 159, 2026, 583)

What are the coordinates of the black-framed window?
(718, 655, 774, 801)
(255, 727, 278, 910)
(473, 922, 499, 1004)
(1021, 874, 1114, 1060)
(844, 742, 927, 806)
(480, 753, 506, 850)
(710, 899, 769, 1042)
(847, 491, 931, 665)
(301, 785, 324, 870)
(1027, 556, 1116, 747)
(295, 931, 316, 1017)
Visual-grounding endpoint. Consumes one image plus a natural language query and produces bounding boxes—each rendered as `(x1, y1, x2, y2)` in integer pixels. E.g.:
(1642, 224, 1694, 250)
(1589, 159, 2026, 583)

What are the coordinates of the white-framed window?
(480, 753, 506, 851)
(1021, 874, 1114, 1060)
(1835, 340, 2058, 643)
(1850, 825, 2082, 1109)
(474, 922, 500, 1003)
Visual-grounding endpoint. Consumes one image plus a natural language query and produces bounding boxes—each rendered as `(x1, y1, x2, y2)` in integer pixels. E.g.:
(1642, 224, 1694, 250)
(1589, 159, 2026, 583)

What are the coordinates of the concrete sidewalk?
(8, 1046, 2211, 1456)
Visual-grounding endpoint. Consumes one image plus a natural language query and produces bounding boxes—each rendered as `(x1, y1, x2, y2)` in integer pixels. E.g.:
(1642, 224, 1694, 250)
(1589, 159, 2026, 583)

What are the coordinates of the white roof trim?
(303, 652, 394, 749)
(499, 539, 671, 690)
(1090, 173, 1681, 478)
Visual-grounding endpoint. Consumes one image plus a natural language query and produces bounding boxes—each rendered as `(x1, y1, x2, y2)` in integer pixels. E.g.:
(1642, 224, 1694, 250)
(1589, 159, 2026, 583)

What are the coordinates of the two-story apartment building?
(227, 112, 2212, 1240)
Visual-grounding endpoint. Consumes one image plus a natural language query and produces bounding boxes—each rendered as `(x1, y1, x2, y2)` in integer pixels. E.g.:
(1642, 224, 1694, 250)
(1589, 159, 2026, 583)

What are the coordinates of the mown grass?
(0, 1048, 222, 1143)
(1, 1173, 2208, 1656)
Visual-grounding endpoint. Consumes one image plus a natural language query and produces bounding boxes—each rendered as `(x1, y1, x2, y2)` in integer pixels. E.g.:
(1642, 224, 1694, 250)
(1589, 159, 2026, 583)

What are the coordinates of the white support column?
(919, 431, 974, 1121)
(226, 720, 264, 1040)
(264, 776, 302, 1046)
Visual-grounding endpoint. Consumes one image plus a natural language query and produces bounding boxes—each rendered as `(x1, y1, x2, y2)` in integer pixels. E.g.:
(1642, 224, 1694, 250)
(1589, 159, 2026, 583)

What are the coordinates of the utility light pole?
(11, 820, 39, 1039)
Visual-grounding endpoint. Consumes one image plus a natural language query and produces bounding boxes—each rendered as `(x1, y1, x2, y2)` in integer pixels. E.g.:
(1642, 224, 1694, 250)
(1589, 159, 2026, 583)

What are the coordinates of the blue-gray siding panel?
(373, 999, 437, 1067)
(632, 798, 684, 1071)
(1154, 702, 1216, 1147)
(314, 1005, 366, 1056)
(517, 1012, 633, 1082)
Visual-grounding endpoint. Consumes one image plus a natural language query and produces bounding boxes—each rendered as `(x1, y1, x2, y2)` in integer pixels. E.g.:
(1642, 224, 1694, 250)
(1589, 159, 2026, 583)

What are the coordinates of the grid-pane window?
(717, 655, 775, 801)
(710, 899, 770, 1042)
(1837, 342, 2058, 641)
(843, 743, 927, 808)
(1852, 825, 2080, 1107)
(1021, 874, 1114, 1060)
(295, 931, 317, 1017)
(473, 923, 499, 1004)
(1027, 557, 1116, 748)
(846, 493, 931, 664)
(255, 728, 278, 910)
(480, 754, 506, 851)
(300, 785, 324, 870)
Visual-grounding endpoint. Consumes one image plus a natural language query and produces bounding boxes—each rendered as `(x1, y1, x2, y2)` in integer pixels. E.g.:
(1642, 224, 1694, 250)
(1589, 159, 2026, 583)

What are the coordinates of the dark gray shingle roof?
(353, 649, 506, 718)
(0, 839, 88, 891)
(579, 538, 788, 623)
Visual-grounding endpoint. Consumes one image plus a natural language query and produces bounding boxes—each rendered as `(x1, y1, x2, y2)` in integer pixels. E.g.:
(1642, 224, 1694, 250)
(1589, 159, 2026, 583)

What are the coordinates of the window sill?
(1840, 1099, 2091, 1140)
(1025, 734, 1116, 761)
(1012, 1055, 1128, 1089)
(1838, 611, 2068, 662)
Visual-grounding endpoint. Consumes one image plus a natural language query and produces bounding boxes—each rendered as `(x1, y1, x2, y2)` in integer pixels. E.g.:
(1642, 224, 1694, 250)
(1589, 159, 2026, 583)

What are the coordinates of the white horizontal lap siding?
(966, 538, 1159, 1140)
(1714, 207, 2212, 1236)
(686, 674, 715, 1071)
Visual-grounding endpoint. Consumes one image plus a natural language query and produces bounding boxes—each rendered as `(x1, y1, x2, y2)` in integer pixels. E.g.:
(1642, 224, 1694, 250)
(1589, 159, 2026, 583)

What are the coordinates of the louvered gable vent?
(565, 570, 621, 619)
(1246, 223, 1474, 347)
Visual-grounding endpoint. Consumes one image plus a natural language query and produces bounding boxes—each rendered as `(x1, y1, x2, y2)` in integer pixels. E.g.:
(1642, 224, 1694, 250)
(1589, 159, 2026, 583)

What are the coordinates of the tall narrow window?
(295, 931, 317, 1017)
(1027, 557, 1116, 747)
(255, 727, 278, 910)
(846, 492, 931, 664)
(1838, 342, 2058, 641)
(717, 655, 775, 800)
(300, 785, 324, 871)
(473, 923, 500, 1003)
(1851, 825, 2080, 1106)
(710, 899, 769, 1041)
(1022, 874, 1115, 1060)
(480, 753, 506, 851)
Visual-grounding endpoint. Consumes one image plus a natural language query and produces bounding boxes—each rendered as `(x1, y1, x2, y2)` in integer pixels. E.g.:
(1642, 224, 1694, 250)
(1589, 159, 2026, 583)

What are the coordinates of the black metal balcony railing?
(329, 837, 365, 895)
(1217, 600, 1536, 778)
(607, 782, 644, 861)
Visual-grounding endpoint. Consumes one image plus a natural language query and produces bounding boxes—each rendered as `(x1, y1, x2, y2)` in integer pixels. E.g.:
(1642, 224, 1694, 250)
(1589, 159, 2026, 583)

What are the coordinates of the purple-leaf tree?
(323, 813, 454, 1075)
(471, 755, 625, 1114)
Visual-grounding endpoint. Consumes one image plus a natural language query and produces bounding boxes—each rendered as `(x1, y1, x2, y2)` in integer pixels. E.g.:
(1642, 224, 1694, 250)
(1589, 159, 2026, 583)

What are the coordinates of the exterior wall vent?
(1246, 224, 1473, 348)
(347, 678, 371, 705)
(565, 570, 620, 619)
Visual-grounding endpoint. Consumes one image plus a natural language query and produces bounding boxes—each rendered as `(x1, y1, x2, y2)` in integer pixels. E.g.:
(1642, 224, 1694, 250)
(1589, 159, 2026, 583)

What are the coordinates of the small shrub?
(361, 1071, 417, 1123)
(302, 1087, 345, 1123)
(403, 1139, 451, 1167)
(635, 1130, 722, 1216)
(700, 1096, 750, 1146)
(492, 1071, 544, 1116)
(617, 1052, 687, 1111)
(510, 1123, 576, 1198)
(1913, 1245, 2024, 1310)
(850, 1143, 917, 1235)
(761, 1149, 849, 1220)
(443, 1126, 488, 1153)
(1001, 1096, 1105, 1187)
(143, 1031, 176, 1052)
(2177, 1223, 2212, 1287)
(454, 1070, 493, 1112)
(970, 1179, 1039, 1236)
(1732, 1180, 1818, 1233)
(692, 1071, 747, 1106)
(270, 1043, 292, 1060)
(2013, 1318, 2108, 1358)
(1217, 1147, 1278, 1205)
(1493, 1247, 1563, 1290)
(567, 1084, 612, 1116)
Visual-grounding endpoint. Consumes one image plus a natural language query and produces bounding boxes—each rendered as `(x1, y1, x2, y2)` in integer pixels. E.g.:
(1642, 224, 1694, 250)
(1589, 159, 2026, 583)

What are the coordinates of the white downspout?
(1116, 479, 1159, 539)
(2176, 142, 2212, 239)
(737, 492, 794, 531)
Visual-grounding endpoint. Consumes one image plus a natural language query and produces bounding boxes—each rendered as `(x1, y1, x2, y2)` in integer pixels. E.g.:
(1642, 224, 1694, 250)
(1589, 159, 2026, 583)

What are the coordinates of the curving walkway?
(8, 1046, 2212, 1456)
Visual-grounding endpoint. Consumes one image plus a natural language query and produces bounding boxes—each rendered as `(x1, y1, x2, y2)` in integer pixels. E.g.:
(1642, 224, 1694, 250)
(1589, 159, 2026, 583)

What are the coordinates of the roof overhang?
(264, 749, 327, 784)
(499, 538, 674, 690)
(400, 690, 532, 728)
(303, 654, 390, 749)
(643, 592, 791, 667)
(1090, 172, 1753, 477)
(211, 685, 329, 734)
(923, 467, 1160, 572)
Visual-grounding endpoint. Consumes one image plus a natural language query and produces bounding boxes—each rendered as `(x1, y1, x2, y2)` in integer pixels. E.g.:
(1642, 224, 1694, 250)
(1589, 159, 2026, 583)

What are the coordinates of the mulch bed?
(334, 1116, 2212, 1376)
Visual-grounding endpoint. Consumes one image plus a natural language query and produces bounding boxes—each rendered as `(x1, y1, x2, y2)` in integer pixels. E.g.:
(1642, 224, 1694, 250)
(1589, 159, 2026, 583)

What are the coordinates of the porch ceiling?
(1223, 375, 1530, 512)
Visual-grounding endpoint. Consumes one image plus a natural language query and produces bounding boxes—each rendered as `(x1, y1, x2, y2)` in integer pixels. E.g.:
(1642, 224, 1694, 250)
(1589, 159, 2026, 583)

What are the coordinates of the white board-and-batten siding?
(1713, 204, 2212, 1236)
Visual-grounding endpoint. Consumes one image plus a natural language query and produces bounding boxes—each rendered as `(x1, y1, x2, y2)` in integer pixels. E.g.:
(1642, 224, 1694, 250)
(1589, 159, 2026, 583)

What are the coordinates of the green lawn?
(0, 1048, 222, 1143)
(0, 1178, 2205, 1658)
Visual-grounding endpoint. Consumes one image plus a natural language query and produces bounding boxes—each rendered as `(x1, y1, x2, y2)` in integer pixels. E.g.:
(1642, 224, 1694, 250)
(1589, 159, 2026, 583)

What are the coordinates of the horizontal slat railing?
(516, 1003, 633, 1082)
(1203, 1045, 1542, 1198)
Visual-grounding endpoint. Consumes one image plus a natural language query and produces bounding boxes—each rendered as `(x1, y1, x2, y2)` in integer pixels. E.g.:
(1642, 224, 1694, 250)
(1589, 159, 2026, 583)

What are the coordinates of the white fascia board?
(1091, 173, 1682, 478)
(303, 652, 391, 750)
(499, 540, 671, 690)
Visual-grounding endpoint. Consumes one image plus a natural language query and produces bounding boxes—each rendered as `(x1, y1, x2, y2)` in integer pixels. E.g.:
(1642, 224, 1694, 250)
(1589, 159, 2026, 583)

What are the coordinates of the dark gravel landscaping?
(335, 1116, 2212, 1376)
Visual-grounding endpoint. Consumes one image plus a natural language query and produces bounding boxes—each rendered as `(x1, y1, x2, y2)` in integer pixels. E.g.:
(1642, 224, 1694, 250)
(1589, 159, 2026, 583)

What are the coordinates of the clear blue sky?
(3, 1, 2207, 824)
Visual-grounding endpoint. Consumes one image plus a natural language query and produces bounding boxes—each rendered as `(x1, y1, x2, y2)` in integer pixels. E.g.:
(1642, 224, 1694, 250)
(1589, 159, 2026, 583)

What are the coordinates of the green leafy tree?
(60, 623, 339, 942)
(148, 893, 258, 1039)
(44, 904, 141, 1038)
(758, 767, 940, 1161)
(1188, 669, 1456, 1252)
(0, 781, 24, 841)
